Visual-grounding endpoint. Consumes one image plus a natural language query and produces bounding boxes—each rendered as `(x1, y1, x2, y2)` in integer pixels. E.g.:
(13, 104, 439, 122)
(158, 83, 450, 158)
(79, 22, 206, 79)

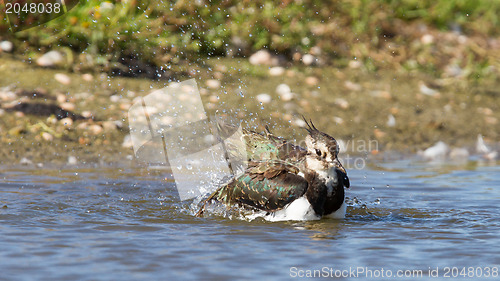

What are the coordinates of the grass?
(0, 0, 499, 79)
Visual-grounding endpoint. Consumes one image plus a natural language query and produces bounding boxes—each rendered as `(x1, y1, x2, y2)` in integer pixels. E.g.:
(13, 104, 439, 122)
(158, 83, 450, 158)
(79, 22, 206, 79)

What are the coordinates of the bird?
(196, 118, 350, 220)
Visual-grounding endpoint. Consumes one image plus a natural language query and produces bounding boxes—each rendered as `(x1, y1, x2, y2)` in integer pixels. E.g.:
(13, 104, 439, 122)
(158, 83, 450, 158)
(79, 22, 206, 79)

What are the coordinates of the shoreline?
(1, 56, 499, 165)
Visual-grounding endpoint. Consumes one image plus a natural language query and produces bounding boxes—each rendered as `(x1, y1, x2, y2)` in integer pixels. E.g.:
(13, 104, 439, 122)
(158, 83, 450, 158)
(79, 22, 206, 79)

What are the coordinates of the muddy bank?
(0, 56, 499, 165)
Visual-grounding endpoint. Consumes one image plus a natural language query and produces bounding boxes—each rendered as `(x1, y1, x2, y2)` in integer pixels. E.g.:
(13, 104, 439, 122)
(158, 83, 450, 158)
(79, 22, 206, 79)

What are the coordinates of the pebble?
(37, 51, 64, 67)
(60, 102, 75, 111)
(41, 132, 54, 141)
(82, 73, 94, 81)
(0, 41, 13, 52)
(305, 76, 319, 86)
(476, 134, 498, 160)
(100, 1, 114, 11)
(476, 134, 490, 154)
(293, 118, 307, 127)
(422, 141, 449, 161)
(76, 123, 88, 130)
(334, 98, 349, 109)
(213, 71, 224, 80)
(89, 124, 103, 135)
(110, 94, 121, 103)
(20, 157, 33, 165)
(256, 93, 272, 104)
(206, 79, 221, 89)
(373, 129, 386, 139)
(302, 54, 315, 66)
(81, 111, 93, 119)
(60, 117, 73, 127)
(333, 117, 344, 124)
(215, 65, 228, 73)
(344, 81, 362, 91)
(249, 50, 272, 66)
(276, 84, 291, 96)
(387, 114, 396, 127)
(444, 64, 464, 78)
(418, 81, 438, 96)
(370, 90, 392, 99)
(119, 103, 131, 110)
(55, 73, 71, 85)
(122, 134, 133, 148)
(101, 121, 117, 131)
(421, 34, 435, 45)
(269, 67, 285, 76)
(484, 116, 498, 125)
(0, 88, 16, 101)
(56, 93, 67, 103)
(209, 95, 219, 103)
(280, 92, 295, 102)
(348, 60, 363, 69)
(67, 156, 78, 165)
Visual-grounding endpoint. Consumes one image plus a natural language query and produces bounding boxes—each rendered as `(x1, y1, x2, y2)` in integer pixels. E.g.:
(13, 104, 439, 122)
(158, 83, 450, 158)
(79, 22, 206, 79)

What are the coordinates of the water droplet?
(177, 164, 182, 170)
(186, 163, 193, 170)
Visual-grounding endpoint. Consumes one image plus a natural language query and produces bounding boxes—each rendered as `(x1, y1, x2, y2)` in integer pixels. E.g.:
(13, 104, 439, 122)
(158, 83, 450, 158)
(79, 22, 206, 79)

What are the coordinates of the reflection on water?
(1, 161, 499, 280)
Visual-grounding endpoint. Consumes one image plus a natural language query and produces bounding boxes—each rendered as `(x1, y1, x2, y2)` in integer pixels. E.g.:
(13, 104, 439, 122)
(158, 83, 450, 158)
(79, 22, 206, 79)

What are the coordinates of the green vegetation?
(1, 0, 499, 78)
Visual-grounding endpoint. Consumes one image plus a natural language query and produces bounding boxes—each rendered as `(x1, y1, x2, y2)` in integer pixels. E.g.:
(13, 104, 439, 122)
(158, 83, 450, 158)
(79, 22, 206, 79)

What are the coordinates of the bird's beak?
(331, 158, 346, 174)
(333, 158, 350, 188)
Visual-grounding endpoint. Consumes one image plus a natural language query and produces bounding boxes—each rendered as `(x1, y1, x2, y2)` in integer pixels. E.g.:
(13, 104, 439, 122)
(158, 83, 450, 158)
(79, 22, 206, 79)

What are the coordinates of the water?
(1, 161, 499, 280)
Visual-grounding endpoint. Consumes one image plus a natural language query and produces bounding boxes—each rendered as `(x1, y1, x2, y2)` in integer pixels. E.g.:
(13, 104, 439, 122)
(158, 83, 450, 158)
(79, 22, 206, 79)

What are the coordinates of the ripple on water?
(1, 164, 500, 278)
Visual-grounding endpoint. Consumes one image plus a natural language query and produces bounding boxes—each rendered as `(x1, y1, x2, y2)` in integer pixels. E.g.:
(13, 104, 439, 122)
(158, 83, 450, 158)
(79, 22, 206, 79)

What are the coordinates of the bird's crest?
(302, 115, 318, 134)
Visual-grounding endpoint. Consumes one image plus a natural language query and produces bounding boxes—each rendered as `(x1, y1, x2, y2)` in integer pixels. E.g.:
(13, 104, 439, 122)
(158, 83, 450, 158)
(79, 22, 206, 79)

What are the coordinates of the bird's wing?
(196, 162, 308, 215)
(242, 127, 306, 166)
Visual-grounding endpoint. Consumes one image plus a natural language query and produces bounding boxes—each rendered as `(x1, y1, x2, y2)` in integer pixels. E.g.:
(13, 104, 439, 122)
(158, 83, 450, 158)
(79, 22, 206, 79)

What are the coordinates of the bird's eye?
(315, 149, 322, 157)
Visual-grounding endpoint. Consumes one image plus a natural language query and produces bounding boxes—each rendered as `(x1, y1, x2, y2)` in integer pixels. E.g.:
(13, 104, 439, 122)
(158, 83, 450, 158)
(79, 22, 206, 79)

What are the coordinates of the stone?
(344, 81, 362, 91)
(67, 156, 78, 165)
(60, 117, 73, 127)
(276, 84, 291, 96)
(421, 34, 434, 45)
(0, 41, 13, 52)
(249, 50, 272, 66)
(82, 73, 94, 81)
(206, 79, 221, 89)
(41, 132, 54, 141)
(256, 93, 272, 104)
(269, 67, 285, 76)
(37, 51, 64, 67)
(54, 73, 71, 85)
(302, 54, 315, 66)
(334, 98, 349, 109)
(20, 157, 33, 165)
(101, 121, 117, 131)
(89, 124, 103, 135)
(122, 134, 133, 148)
(305, 76, 319, 86)
(422, 141, 449, 161)
(81, 111, 93, 119)
(60, 102, 75, 111)
(387, 114, 396, 127)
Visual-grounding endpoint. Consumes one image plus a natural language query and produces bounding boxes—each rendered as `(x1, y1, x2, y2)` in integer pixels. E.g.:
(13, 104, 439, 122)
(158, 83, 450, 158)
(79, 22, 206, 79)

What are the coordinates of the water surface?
(1, 161, 499, 280)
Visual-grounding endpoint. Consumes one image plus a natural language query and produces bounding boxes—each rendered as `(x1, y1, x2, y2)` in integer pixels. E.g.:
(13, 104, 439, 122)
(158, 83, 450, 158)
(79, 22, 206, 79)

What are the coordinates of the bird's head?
(302, 117, 349, 187)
